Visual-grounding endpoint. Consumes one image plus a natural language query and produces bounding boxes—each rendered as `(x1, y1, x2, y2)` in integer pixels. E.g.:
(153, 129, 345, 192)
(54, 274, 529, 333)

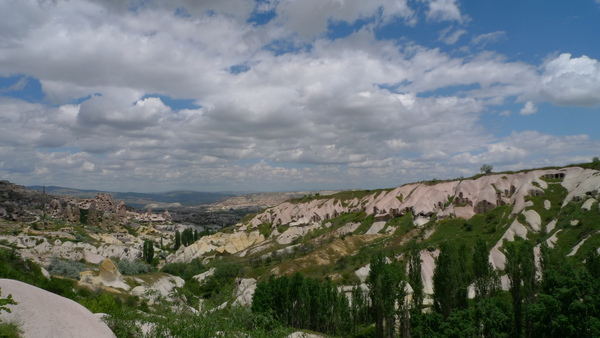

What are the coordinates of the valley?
(0, 163, 599, 337)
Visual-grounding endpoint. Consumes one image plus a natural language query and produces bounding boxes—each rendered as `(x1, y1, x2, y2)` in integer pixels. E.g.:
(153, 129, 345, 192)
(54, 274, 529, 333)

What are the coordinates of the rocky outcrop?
(232, 278, 257, 307)
(0, 279, 115, 338)
(131, 275, 185, 304)
(167, 231, 265, 263)
(249, 167, 596, 228)
(80, 258, 130, 291)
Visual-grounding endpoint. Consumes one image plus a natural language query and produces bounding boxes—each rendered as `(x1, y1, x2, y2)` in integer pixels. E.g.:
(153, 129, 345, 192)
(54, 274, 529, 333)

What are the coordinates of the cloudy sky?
(1, 0, 599, 193)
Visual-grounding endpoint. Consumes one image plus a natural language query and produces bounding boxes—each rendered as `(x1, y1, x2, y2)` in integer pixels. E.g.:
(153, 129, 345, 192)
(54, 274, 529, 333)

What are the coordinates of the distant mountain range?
(27, 185, 234, 209)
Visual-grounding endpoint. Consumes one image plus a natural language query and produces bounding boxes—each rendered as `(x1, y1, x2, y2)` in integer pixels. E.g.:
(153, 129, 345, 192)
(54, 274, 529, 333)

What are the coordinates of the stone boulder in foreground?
(0, 279, 115, 338)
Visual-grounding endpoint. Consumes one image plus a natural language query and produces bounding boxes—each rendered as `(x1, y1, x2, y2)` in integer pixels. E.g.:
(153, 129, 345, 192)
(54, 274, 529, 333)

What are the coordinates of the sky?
(0, 0, 599, 193)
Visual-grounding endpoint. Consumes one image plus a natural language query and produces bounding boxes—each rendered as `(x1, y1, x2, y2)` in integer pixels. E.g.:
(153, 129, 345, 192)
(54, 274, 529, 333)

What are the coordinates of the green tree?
(174, 230, 181, 250)
(143, 240, 154, 264)
(480, 164, 493, 174)
(408, 241, 424, 311)
(433, 241, 469, 319)
(368, 254, 405, 338)
(473, 238, 500, 300)
(504, 239, 535, 338)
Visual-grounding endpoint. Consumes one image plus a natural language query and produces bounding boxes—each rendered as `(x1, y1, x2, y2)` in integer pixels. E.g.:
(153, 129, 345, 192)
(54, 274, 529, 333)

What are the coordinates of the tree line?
(252, 238, 600, 337)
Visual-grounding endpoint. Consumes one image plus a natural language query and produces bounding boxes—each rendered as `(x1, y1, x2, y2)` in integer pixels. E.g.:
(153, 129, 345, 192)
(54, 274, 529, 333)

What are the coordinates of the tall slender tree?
(433, 241, 468, 319)
(408, 241, 424, 311)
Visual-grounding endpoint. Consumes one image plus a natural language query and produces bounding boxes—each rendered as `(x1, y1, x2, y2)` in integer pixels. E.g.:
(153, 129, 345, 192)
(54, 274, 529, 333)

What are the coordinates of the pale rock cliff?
(0, 279, 115, 338)
(249, 168, 595, 229)
(167, 230, 265, 263)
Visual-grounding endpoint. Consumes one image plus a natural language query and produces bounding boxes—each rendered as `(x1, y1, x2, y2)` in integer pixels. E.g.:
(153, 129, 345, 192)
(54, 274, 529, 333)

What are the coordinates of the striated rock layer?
(249, 167, 599, 227)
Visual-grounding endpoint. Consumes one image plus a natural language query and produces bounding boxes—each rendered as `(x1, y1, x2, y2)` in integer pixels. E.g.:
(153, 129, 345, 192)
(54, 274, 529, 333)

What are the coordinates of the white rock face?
(523, 210, 542, 232)
(355, 264, 371, 283)
(544, 200, 551, 210)
(168, 231, 265, 263)
(567, 234, 596, 257)
(420, 250, 439, 295)
(366, 221, 386, 234)
(277, 224, 321, 245)
(546, 230, 562, 248)
(582, 198, 597, 211)
(0, 279, 115, 338)
(193, 268, 216, 284)
(250, 168, 589, 228)
(546, 219, 557, 233)
(489, 220, 528, 270)
(232, 278, 257, 307)
(562, 169, 600, 207)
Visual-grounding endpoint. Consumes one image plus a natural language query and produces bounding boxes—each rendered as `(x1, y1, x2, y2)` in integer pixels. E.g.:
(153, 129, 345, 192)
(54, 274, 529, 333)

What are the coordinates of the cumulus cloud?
(0, 1, 597, 192)
(520, 101, 537, 115)
(423, 0, 467, 23)
(540, 53, 600, 106)
(274, 0, 416, 39)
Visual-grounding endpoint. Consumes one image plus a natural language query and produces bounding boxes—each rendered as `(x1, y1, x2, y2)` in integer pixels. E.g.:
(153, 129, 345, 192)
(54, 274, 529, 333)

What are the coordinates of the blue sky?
(0, 0, 599, 193)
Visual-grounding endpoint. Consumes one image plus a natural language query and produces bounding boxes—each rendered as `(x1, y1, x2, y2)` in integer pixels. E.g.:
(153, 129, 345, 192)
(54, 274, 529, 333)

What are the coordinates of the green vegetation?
(115, 259, 153, 275)
(142, 239, 154, 264)
(47, 257, 88, 279)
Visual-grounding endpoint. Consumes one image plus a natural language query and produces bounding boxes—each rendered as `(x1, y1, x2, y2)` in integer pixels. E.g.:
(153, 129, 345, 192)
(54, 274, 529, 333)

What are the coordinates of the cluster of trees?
(251, 237, 600, 337)
(252, 273, 353, 336)
(174, 228, 210, 250)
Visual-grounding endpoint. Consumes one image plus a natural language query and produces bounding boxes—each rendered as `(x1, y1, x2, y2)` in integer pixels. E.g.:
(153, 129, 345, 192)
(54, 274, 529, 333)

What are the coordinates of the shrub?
(47, 257, 87, 279)
(161, 258, 206, 281)
(115, 259, 153, 275)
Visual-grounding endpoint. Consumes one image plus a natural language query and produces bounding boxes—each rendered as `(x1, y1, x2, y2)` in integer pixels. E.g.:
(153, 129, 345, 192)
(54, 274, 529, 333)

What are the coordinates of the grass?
(423, 205, 513, 250)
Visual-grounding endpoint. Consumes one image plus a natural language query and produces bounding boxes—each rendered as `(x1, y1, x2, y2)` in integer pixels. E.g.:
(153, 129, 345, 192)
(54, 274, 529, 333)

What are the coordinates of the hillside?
(1, 163, 599, 337)
(27, 185, 233, 209)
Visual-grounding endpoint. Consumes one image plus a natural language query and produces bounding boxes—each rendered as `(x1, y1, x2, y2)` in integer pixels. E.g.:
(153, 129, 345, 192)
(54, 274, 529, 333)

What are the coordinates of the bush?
(0, 321, 21, 338)
(47, 257, 87, 279)
(161, 258, 207, 281)
(115, 259, 153, 275)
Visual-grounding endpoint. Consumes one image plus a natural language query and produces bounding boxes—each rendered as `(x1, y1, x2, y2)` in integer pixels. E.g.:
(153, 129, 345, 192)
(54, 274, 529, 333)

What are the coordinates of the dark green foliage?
(174, 230, 181, 250)
(143, 239, 154, 264)
(504, 239, 536, 337)
(367, 253, 407, 337)
(433, 241, 468, 319)
(198, 261, 243, 303)
(252, 273, 351, 336)
(473, 238, 500, 300)
(0, 321, 20, 338)
(161, 258, 207, 281)
(0, 288, 17, 314)
(79, 208, 88, 224)
(181, 227, 203, 247)
(408, 241, 424, 310)
(527, 245, 600, 338)
(480, 164, 493, 174)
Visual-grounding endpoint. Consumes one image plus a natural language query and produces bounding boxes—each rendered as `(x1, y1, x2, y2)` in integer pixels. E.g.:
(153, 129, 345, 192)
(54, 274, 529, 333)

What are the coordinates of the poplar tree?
(408, 241, 424, 310)
(174, 230, 181, 250)
(433, 241, 468, 319)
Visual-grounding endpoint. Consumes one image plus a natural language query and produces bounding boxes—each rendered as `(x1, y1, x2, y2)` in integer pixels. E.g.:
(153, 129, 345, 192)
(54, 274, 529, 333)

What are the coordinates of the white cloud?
(471, 31, 506, 47)
(274, 0, 416, 39)
(423, 0, 467, 23)
(0, 1, 597, 192)
(438, 26, 467, 45)
(520, 101, 537, 115)
(540, 53, 600, 106)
